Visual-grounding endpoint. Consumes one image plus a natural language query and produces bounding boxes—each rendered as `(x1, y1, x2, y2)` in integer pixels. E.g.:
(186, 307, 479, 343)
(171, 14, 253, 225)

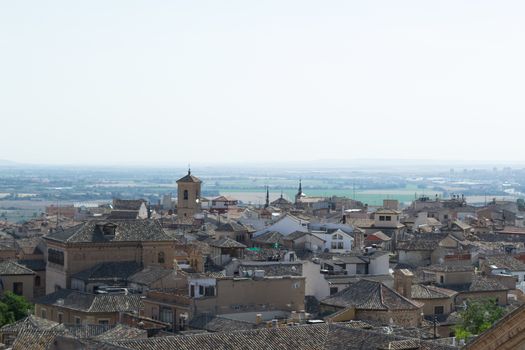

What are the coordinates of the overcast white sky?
(1, 1, 524, 165)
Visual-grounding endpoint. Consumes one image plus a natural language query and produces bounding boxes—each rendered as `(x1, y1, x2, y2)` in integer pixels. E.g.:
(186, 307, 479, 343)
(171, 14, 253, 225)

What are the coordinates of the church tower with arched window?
(176, 168, 202, 223)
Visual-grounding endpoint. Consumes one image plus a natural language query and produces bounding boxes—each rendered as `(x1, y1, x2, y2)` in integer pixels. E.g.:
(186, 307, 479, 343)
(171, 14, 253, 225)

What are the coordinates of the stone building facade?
(44, 220, 176, 293)
(176, 170, 202, 224)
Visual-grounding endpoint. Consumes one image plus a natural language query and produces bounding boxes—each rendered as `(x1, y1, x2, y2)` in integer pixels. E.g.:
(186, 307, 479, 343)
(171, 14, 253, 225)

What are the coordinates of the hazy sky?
(1, 1, 524, 165)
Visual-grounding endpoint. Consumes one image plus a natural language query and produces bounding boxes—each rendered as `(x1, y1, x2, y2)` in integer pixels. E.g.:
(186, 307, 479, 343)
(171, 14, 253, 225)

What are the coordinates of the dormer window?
(99, 223, 117, 236)
(103, 226, 115, 235)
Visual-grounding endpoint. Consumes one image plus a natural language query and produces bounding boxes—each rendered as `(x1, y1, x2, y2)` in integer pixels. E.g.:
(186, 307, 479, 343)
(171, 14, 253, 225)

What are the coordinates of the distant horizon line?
(1, 157, 525, 169)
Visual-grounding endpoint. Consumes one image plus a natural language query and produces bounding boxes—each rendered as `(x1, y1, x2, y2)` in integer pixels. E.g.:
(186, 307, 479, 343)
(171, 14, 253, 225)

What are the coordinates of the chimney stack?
(393, 269, 414, 299)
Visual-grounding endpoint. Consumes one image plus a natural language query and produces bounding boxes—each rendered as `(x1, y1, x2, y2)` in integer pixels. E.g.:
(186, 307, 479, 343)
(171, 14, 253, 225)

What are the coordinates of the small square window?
(13, 282, 23, 296)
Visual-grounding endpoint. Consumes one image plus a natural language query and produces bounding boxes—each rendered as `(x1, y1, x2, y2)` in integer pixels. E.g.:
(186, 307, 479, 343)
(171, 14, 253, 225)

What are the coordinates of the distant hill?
(0, 159, 17, 166)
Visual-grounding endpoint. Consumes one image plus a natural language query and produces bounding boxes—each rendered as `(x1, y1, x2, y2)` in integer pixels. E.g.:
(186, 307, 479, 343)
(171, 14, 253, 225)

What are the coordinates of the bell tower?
(176, 168, 202, 223)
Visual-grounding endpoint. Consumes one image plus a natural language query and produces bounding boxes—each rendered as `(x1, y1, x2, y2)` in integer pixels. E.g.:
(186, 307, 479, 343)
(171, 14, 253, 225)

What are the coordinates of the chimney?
(255, 313, 262, 325)
(393, 269, 414, 299)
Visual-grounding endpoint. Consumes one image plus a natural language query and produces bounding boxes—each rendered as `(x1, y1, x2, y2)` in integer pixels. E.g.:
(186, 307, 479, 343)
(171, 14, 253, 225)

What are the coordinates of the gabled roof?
(71, 261, 142, 283)
(16, 237, 44, 255)
(106, 322, 455, 350)
(128, 266, 174, 285)
(189, 314, 259, 332)
(366, 231, 391, 242)
(451, 220, 471, 231)
(484, 254, 525, 271)
(252, 231, 284, 245)
(321, 279, 421, 311)
(346, 218, 375, 228)
(375, 208, 401, 215)
(18, 259, 47, 271)
(212, 195, 237, 202)
(468, 276, 508, 292)
(271, 196, 292, 206)
(0, 239, 17, 251)
(438, 275, 509, 293)
(0, 260, 36, 275)
(0, 315, 59, 333)
(44, 220, 173, 243)
(216, 221, 248, 232)
(411, 284, 458, 300)
(176, 171, 202, 183)
(316, 228, 353, 238)
(396, 235, 445, 251)
(94, 324, 147, 340)
(11, 328, 65, 350)
(274, 213, 309, 225)
(209, 237, 247, 248)
(35, 289, 143, 313)
(112, 199, 146, 211)
(283, 230, 326, 242)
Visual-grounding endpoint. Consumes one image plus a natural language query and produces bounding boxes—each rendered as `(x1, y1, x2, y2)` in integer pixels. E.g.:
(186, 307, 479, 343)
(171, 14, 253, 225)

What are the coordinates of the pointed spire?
(188, 163, 191, 175)
(298, 179, 302, 194)
(280, 190, 283, 199)
(265, 186, 269, 208)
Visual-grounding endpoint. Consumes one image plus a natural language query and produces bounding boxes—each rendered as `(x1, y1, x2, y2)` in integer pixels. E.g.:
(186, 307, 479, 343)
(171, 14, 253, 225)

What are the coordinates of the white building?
(253, 214, 309, 237)
(313, 229, 354, 253)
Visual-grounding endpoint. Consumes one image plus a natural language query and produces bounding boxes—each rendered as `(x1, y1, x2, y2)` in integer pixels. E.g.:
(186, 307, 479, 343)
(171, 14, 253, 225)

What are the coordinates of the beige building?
(43, 220, 176, 294)
(320, 279, 423, 327)
(420, 265, 509, 306)
(142, 275, 305, 331)
(0, 240, 18, 261)
(176, 169, 202, 224)
(18, 259, 46, 298)
(410, 284, 457, 316)
(0, 260, 35, 301)
(34, 289, 142, 325)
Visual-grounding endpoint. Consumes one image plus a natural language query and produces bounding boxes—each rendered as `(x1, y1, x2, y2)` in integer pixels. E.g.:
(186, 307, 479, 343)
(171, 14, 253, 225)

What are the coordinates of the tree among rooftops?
(0, 291, 33, 327)
(454, 298, 505, 341)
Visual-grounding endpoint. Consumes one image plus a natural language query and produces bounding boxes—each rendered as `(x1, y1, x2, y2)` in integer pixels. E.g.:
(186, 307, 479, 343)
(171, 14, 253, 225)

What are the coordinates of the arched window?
(158, 252, 165, 264)
(183, 190, 188, 200)
(332, 234, 343, 240)
(35, 275, 41, 287)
